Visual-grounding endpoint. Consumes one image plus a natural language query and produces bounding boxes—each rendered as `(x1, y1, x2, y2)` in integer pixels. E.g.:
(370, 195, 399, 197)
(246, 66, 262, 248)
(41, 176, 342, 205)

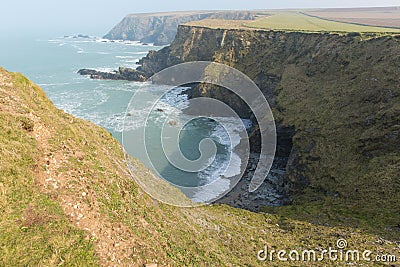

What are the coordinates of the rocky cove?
(78, 69, 292, 211)
(5, 2, 400, 264)
(82, 25, 400, 214)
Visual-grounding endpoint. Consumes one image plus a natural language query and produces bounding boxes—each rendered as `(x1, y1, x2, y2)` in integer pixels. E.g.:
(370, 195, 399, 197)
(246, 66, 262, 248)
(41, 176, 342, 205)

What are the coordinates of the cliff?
(137, 25, 400, 238)
(103, 11, 256, 45)
(1, 61, 399, 264)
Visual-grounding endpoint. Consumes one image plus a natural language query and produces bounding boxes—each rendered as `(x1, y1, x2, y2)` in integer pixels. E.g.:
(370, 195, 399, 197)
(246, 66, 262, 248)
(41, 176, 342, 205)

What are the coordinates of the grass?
(153, 21, 400, 262)
(1, 66, 400, 266)
(304, 7, 400, 29)
(185, 19, 249, 29)
(185, 12, 400, 35)
(0, 77, 98, 265)
(244, 12, 400, 33)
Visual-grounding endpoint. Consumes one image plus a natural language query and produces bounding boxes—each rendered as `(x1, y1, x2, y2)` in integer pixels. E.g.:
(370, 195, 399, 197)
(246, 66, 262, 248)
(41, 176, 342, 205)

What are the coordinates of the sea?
(0, 33, 250, 202)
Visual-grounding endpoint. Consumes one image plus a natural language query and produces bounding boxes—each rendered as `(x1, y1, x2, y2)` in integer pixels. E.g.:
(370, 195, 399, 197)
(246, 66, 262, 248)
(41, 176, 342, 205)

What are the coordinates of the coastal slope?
(137, 23, 400, 240)
(1, 63, 399, 265)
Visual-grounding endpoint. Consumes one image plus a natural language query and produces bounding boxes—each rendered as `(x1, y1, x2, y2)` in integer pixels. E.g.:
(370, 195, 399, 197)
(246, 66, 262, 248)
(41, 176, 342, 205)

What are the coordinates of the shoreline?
(76, 64, 289, 211)
(180, 86, 288, 210)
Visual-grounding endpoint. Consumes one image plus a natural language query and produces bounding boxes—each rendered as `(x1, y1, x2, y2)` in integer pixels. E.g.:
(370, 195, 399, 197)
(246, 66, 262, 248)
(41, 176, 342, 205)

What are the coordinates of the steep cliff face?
(2, 30, 400, 264)
(4, 68, 399, 265)
(138, 25, 400, 230)
(8, 67, 397, 266)
(104, 11, 256, 45)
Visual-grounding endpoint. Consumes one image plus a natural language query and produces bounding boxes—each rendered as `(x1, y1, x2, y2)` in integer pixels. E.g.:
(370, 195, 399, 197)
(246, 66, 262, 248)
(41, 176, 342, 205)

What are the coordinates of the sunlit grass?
(245, 12, 400, 33)
(1, 61, 400, 266)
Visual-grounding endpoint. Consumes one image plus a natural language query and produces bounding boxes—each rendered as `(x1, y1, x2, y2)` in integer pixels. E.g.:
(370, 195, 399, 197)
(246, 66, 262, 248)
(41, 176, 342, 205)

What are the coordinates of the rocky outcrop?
(135, 25, 400, 213)
(104, 11, 256, 45)
(78, 67, 147, 82)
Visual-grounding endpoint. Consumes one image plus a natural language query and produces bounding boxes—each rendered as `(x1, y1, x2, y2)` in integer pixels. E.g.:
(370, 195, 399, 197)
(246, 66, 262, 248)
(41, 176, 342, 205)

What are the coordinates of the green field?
(245, 12, 400, 33)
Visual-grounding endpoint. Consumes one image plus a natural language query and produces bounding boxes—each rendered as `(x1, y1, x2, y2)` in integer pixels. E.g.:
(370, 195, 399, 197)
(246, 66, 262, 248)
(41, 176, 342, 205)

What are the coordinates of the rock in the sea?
(77, 69, 99, 76)
(118, 67, 148, 82)
(77, 67, 147, 82)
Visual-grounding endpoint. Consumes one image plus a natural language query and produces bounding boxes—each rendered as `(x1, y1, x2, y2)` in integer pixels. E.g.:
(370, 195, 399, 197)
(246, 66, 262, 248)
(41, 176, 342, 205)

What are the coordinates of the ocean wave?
(122, 60, 140, 64)
(95, 39, 110, 43)
(190, 177, 231, 203)
(192, 142, 242, 202)
(38, 82, 72, 86)
(210, 117, 251, 148)
(92, 67, 116, 73)
(123, 51, 149, 55)
(95, 39, 143, 46)
(115, 55, 135, 59)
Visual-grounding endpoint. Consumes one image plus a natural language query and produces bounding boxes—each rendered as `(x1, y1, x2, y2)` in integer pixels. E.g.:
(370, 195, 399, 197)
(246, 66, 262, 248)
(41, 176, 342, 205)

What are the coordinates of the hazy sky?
(1, 0, 399, 36)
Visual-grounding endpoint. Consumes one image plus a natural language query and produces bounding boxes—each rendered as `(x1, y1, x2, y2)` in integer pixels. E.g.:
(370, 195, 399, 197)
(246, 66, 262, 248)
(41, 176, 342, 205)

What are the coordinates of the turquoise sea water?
(0, 34, 158, 140)
(0, 34, 246, 201)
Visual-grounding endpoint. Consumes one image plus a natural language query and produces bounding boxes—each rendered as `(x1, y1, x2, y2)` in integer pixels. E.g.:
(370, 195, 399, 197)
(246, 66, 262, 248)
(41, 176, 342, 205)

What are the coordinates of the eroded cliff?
(104, 11, 256, 45)
(138, 25, 400, 233)
(2, 25, 400, 264)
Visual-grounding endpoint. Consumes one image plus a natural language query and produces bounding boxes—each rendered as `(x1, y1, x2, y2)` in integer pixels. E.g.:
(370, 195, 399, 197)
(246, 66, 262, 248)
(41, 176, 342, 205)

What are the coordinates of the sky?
(1, 0, 399, 36)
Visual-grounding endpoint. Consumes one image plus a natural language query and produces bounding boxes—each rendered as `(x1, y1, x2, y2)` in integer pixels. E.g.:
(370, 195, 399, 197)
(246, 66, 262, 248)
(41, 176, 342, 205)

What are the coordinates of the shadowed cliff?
(136, 25, 400, 240)
(2, 21, 400, 266)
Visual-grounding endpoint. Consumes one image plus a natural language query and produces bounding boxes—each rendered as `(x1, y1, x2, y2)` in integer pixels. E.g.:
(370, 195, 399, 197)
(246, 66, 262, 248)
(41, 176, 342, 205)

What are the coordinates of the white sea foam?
(44, 34, 243, 201)
(133, 51, 150, 55)
(159, 86, 245, 190)
(191, 140, 242, 202)
(38, 82, 72, 86)
(190, 177, 231, 203)
(92, 67, 116, 73)
(156, 86, 245, 186)
(160, 86, 189, 110)
(115, 55, 135, 59)
(95, 38, 110, 43)
(96, 39, 144, 46)
(124, 51, 150, 55)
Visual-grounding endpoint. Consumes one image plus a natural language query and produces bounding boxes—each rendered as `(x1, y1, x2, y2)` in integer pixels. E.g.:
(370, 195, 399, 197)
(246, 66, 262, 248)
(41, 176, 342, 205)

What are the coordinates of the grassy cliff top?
(1, 67, 399, 266)
(124, 10, 255, 17)
(186, 11, 400, 33)
(185, 19, 250, 29)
